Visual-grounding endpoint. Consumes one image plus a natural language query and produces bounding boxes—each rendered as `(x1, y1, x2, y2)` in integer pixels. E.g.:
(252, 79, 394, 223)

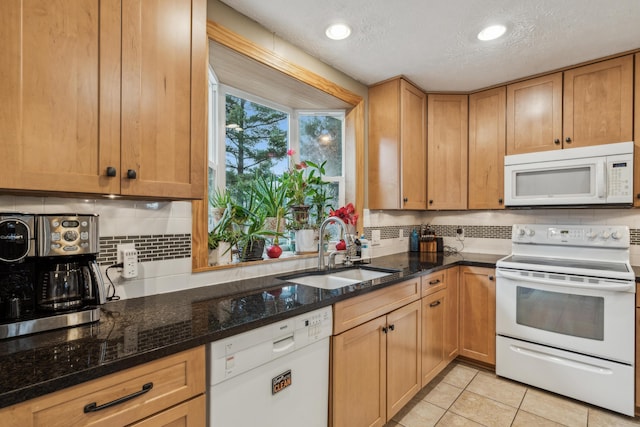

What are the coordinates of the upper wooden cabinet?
(634, 53, 640, 207)
(563, 55, 633, 149)
(507, 55, 633, 155)
(0, 0, 121, 195)
(369, 78, 427, 210)
(506, 72, 563, 155)
(120, 0, 205, 199)
(427, 94, 468, 210)
(0, 0, 205, 199)
(468, 87, 506, 210)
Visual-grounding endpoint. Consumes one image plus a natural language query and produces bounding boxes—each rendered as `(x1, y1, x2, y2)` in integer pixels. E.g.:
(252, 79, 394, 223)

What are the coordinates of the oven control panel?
(512, 224, 629, 247)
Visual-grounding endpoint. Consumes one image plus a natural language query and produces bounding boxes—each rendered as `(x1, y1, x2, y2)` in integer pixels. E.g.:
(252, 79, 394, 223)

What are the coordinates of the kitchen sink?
(281, 267, 396, 290)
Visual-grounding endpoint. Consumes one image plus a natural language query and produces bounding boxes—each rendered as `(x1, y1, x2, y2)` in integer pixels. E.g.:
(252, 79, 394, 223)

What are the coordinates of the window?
(208, 80, 346, 236)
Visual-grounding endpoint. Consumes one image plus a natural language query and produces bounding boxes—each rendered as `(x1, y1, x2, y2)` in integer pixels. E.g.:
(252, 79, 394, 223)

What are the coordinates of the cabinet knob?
(429, 200, 433, 205)
(488, 275, 494, 281)
(382, 326, 388, 334)
(428, 279, 441, 285)
(636, 194, 640, 200)
(106, 166, 117, 177)
(388, 324, 395, 331)
(498, 198, 503, 204)
(429, 300, 441, 308)
(126, 169, 137, 179)
(403, 197, 408, 203)
(565, 137, 572, 144)
(554, 139, 560, 145)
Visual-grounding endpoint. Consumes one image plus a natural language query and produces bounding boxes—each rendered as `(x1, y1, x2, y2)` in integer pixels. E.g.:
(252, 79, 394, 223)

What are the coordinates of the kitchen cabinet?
(0, 346, 206, 427)
(506, 72, 563, 155)
(506, 55, 633, 155)
(332, 279, 421, 426)
(420, 267, 459, 387)
(468, 87, 506, 209)
(0, 0, 205, 200)
(427, 94, 468, 210)
(368, 78, 427, 210)
(459, 266, 496, 366)
(634, 53, 640, 207)
(636, 289, 639, 414)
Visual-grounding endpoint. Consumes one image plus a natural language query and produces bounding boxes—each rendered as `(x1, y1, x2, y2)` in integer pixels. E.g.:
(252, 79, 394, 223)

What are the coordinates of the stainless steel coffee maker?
(0, 213, 106, 339)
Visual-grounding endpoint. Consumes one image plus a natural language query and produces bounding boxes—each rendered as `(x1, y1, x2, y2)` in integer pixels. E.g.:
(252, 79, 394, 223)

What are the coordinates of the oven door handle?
(496, 270, 635, 292)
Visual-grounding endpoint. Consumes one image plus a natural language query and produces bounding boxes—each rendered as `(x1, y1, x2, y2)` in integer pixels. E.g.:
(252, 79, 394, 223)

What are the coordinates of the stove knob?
(517, 228, 526, 237)
(600, 231, 611, 240)
(586, 231, 597, 240)
(525, 229, 535, 237)
(611, 230, 622, 240)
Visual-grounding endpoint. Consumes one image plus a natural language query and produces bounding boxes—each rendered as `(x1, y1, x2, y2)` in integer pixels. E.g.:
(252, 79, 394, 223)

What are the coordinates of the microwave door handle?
(496, 269, 634, 292)
(596, 160, 606, 199)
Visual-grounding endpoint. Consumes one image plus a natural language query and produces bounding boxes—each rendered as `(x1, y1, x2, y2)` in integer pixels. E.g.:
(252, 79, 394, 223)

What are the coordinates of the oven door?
(496, 268, 635, 364)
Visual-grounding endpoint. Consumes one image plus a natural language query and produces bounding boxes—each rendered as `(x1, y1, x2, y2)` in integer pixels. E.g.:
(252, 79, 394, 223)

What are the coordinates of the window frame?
(192, 21, 364, 272)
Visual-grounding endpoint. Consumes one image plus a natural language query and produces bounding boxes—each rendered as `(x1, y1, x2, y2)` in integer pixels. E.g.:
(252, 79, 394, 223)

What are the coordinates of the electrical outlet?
(117, 244, 139, 279)
(456, 227, 465, 239)
(399, 229, 405, 241)
(371, 229, 381, 246)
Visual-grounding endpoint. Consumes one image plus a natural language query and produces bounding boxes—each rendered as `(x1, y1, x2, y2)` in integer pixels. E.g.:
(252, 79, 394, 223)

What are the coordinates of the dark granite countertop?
(0, 251, 506, 408)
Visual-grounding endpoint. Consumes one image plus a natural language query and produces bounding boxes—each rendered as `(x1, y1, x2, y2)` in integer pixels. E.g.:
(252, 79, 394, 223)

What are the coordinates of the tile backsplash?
(2, 194, 640, 300)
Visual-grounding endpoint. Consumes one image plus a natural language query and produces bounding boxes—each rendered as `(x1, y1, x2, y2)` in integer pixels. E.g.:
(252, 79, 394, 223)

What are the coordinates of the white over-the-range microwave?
(504, 141, 634, 207)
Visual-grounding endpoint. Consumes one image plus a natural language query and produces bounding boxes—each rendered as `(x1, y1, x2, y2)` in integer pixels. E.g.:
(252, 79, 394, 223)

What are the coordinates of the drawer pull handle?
(429, 300, 441, 308)
(429, 279, 441, 285)
(84, 382, 153, 413)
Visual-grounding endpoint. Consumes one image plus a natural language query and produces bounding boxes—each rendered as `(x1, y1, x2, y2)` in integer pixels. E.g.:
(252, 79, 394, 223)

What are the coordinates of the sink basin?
(281, 268, 395, 290)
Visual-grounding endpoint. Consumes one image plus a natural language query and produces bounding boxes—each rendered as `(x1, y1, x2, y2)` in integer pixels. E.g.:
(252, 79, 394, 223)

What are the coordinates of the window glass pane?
(225, 94, 289, 201)
(299, 114, 343, 177)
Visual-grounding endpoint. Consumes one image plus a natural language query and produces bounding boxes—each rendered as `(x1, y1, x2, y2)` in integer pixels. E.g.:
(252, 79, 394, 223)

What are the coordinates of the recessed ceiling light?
(477, 24, 507, 41)
(325, 23, 351, 40)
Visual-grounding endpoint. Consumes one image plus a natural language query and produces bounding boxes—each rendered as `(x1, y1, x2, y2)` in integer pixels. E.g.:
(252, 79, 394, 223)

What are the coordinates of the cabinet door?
(368, 79, 401, 210)
(421, 290, 445, 387)
(400, 80, 427, 210)
(563, 55, 633, 148)
(444, 267, 459, 361)
(459, 267, 496, 365)
(121, 0, 206, 199)
(468, 87, 506, 209)
(0, 0, 121, 194)
(386, 300, 421, 420)
(634, 53, 640, 207)
(332, 316, 387, 427)
(506, 72, 562, 155)
(427, 94, 468, 210)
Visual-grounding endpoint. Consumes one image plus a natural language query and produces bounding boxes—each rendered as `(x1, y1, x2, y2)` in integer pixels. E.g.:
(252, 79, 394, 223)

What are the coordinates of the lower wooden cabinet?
(332, 281, 421, 427)
(420, 267, 459, 387)
(0, 346, 206, 427)
(459, 266, 496, 365)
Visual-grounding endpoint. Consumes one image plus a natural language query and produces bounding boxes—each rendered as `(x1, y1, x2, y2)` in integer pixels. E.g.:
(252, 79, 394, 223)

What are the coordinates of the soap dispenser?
(410, 229, 419, 252)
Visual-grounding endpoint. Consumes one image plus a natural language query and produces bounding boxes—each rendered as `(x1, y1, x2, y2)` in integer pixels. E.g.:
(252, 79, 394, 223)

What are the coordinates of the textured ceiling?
(220, 0, 640, 92)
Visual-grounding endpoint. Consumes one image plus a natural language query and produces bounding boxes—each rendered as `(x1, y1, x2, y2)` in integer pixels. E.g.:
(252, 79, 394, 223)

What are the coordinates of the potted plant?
(253, 173, 287, 240)
(207, 201, 236, 266)
(209, 188, 232, 224)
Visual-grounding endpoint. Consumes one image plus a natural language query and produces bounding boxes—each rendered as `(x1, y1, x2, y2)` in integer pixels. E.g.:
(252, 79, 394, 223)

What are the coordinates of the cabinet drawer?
(1, 346, 205, 427)
(421, 270, 447, 296)
(130, 394, 206, 427)
(334, 278, 420, 334)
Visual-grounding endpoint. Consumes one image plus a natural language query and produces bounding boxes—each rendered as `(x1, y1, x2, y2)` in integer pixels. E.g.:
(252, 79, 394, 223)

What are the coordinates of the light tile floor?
(385, 361, 640, 427)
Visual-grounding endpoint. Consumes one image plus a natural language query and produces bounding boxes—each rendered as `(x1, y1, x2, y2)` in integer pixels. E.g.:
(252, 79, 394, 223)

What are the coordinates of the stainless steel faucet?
(318, 216, 352, 271)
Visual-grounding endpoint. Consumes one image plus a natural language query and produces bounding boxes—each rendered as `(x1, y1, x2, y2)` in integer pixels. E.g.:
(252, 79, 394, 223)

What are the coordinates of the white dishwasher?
(209, 306, 333, 427)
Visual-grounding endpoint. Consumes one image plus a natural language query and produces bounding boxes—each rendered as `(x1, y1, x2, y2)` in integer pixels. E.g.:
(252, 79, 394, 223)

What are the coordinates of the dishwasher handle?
(497, 269, 635, 292)
(273, 335, 295, 353)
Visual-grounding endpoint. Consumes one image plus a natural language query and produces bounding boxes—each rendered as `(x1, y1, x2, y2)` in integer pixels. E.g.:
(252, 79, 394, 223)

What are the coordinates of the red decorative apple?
(266, 244, 283, 258)
(335, 239, 346, 250)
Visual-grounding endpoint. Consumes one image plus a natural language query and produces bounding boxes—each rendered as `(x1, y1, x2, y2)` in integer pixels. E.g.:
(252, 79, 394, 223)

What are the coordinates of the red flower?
(330, 203, 359, 226)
